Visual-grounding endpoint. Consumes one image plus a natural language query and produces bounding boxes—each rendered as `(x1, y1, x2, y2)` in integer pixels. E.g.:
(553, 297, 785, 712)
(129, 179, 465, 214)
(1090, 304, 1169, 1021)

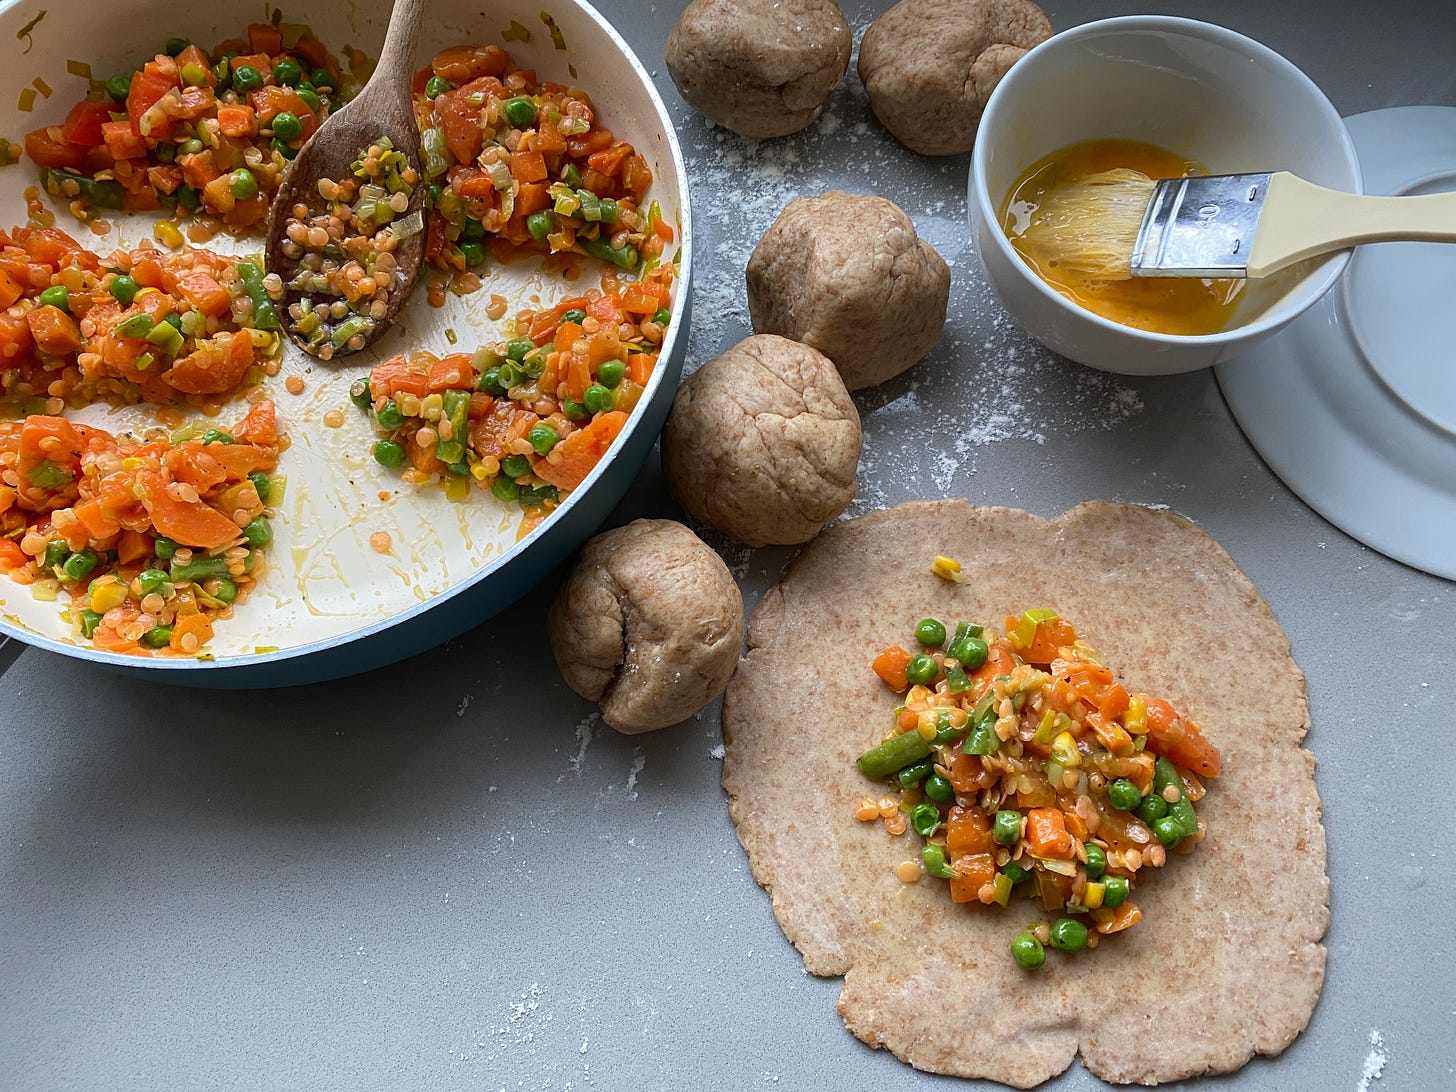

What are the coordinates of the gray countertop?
(3, 2, 1454, 1089)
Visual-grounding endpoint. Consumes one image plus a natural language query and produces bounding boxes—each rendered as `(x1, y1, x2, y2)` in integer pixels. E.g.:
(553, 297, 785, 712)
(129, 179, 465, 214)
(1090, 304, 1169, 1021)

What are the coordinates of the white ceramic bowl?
(0, 0, 690, 684)
(968, 16, 1361, 376)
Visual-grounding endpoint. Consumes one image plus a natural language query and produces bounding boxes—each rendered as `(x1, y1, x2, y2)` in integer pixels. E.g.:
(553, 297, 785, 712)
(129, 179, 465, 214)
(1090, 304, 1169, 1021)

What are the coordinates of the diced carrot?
(169, 611, 215, 653)
(246, 87, 317, 135)
(871, 646, 912, 691)
(533, 410, 626, 491)
(174, 270, 231, 317)
(534, 123, 567, 155)
(621, 282, 666, 315)
(1145, 702, 1222, 778)
(969, 640, 1017, 690)
(216, 104, 258, 138)
(26, 305, 81, 355)
(0, 538, 26, 571)
(175, 44, 212, 83)
(453, 168, 496, 199)
(1094, 902, 1142, 934)
(0, 311, 33, 362)
(562, 353, 591, 402)
(1086, 711, 1134, 757)
(626, 353, 655, 386)
(621, 154, 653, 201)
(24, 126, 89, 171)
(247, 24, 283, 56)
(180, 150, 222, 189)
(206, 443, 275, 479)
(653, 216, 674, 243)
(1027, 618, 1077, 664)
(230, 52, 273, 76)
(164, 330, 253, 395)
(0, 269, 22, 310)
(234, 400, 278, 446)
(72, 498, 122, 539)
(431, 44, 508, 84)
(515, 182, 550, 217)
(165, 442, 229, 493)
(509, 150, 547, 183)
(131, 254, 167, 288)
(1025, 807, 1074, 859)
(586, 330, 621, 368)
(426, 354, 475, 391)
(587, 142, 632, 178)
(1035, 869, 1072, 912)
(436, 87, 484, 165)
(117, 529, 153, 565)
(943, 806, 991, 856)
(19, 226, 93, 270)
(468, 392, 495, 420)
(1063, 807, 1089, 842)
(292, 34, 334, 71)
(1096, 683, 1130, 721)
(137, 472, 242, 549)
(948, 852, 995, 904)
(566, 128, 614, 159)
(471, 400, 540, 459)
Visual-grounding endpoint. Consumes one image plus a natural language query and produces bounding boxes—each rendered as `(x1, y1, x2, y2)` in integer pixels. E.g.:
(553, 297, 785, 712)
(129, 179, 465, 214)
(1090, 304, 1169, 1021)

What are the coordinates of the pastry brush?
(1018, 168, 1456, 280)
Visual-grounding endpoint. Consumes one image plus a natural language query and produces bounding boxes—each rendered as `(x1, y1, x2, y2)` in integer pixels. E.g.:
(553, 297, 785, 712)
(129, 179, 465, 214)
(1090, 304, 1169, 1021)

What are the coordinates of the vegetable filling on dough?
(856, 599, 1221, 969)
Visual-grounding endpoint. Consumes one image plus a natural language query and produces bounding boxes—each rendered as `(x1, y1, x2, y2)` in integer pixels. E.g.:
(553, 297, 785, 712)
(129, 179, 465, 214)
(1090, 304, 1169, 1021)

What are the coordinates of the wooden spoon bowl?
(264, 0, 427, 359)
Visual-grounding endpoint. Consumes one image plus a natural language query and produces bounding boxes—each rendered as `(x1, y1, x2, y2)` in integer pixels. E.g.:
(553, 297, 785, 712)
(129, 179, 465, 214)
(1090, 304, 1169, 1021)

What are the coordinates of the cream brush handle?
(1249, 171, 1456, 278)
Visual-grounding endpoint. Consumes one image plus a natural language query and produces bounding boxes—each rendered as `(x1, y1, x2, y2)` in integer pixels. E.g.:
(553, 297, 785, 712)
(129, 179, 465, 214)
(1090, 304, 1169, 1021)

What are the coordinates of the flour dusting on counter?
(1358, 1029, 1387, 1090)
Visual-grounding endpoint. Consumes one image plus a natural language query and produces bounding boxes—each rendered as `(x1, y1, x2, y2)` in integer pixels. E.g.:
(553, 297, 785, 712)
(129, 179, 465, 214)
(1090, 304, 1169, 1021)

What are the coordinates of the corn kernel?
(1083, 881, 1106, 910)
(1050, 730, 1081, 768)
(1123, 695, 1148, 734)
(153, 221, 184, 249)
(931, 555, 962, 582)
(88, 578, 128, 614)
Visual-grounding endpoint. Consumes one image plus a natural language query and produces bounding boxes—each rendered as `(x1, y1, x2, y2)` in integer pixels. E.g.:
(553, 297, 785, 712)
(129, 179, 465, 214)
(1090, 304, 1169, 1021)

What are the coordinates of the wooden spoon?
(264, 0, 428, 358)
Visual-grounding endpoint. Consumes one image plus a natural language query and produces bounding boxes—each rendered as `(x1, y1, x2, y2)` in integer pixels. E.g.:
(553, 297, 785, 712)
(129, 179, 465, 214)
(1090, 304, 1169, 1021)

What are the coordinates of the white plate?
(1217, 106, 1456, 580)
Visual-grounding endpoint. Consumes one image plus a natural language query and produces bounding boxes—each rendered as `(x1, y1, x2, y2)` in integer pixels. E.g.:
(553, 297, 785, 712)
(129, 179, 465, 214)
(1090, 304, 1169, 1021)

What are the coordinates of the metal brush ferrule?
(1129, 173, 1272, 278)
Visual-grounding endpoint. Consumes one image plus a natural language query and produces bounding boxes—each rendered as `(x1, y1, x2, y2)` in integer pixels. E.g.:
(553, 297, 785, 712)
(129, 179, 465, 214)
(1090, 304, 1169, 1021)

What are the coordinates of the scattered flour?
(456, 693, 473, 717)
(624, 748, 646, 800)
(1358, 1028, 1387, 1091)
(709, 742, 725, 760)
(565, 712, 599, 777)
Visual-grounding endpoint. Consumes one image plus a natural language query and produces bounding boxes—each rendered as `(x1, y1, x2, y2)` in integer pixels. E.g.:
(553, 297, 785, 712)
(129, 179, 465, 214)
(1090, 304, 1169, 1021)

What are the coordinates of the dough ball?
(746, 191, 950, 390)
(548, 519, 744, 734)
(858, 0, 1052, 155)
(666, 0, 852, 138)
(662, 334, 862, 547)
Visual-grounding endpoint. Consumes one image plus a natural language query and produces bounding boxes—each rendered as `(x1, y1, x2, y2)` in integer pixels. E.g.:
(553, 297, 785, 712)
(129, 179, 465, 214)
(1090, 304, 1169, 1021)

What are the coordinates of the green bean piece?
(1001, 861, 1031, 885)
(944, 663, 972, 694)
(909, 803, 940, 838)
(1170, 797, 1199, 838)
(931, 709, 965, 744)
(424, 75, 454, 98)
(141, 625, 173, 649)
(169, 555, 230, 582)
(62, 549, 97, 582)
(962, 721, 998, 756)
(896, 756, 935, 788)
(115, 313, 155, 338)
(526, 211, 554, 241)
(1153, 756, 1182, 800)
(435, 390, 470, 465)
(855, 730, 933, 780)
(921, 844, 958, 880)
(1011, 932, 1045, 970)
(153, 536, 179, 560)
(79, 609, 103, 639)
(236, 262, 280, 330)
(42, 540, 69, 569)
(579, 235, 639, 270)
(491, 476, 520, 502)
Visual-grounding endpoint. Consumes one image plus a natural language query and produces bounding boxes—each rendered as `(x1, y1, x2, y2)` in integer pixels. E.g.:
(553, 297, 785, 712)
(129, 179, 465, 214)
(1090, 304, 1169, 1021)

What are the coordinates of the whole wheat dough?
(722, 499, 1327, 1087)
(549, 518, 743, 733)
(666, 0, 853, 138)
(858, 0, 1053, 155)
(746, 191, 950, 390)
(661, 334, 862, 546)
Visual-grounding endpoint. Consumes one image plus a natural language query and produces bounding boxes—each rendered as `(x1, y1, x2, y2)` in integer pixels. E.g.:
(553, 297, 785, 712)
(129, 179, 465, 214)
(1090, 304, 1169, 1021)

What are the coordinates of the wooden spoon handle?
(1249, 171, 1456, 277)
(364, 0, 428, 112)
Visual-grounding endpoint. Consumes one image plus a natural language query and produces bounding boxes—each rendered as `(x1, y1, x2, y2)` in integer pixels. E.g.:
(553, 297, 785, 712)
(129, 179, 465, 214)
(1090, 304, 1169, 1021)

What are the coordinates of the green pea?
(1107, 778, 1142, 811)
(153, 536, 178, 560)
(596, 359, 625, 389)
(502, 96, 536, 128)
(1084, 843, 1106, 880)
(424, 75, 454, 99)
(1049, 918, 1089, 953)
(1010, 932, 1045, 970)
(248, 471, 272, 504)
(229, 169, 258, 200)
(1136, 793, 1169, 824)
(138, 568, 169, 596)
(921, 844, 958, 880)
(528, 424, 559, 455)
(949, 635, 989, 670)
(923, 773, 954, 805)
(905, 654, 938, 687)
(896, 756, 935, 788)
(272, 138, 298, 160)
(526, 211, 554, 242)
(109, 274, 139, 305)
(141, 625, 173, 649)
(211, 578, 238, 604)
(105, 74, 133, 102)
(155, 142, 177, 164)
(491, 476, 520, 502)
(500, 454, 532, 479)
(241, 518, 272, 547)
(233, 65, 264, 93)
(1102, 875, 1129, 908)
(652, 307, 671, 326)
(372, 439, 405, 468)
(1152, 816, 1184, 848)
(460, 241, 485, 267)
(270, 111, 303, 142)
(176, 185, 201, 212)
(164, 37, 190, 56)
(909, 802, 940, 838)
(349, 378, 372, 410)
(180, 137, 204, 156)
(1170, 797, 1199, 838)
(38, 286, 69, 312)
(79, 608, 103, 639)
(993, 810, 1022, 846)
(201, 429, 234, 446)
(505, 337, 536, 361)
(477, 367, 504, 395)
(295, 87, 322, 114)
(311, 68, 333, 90)
(914, 617, 947, 648)
(427, 183, 444, 205)
(1001, 861, 1030, 885)
(42, 540, 69, 569)
(62, 549, 97, 582)
(460, 217, 486, 241)
(582, 384, 614, 415)
(273, 59, 304, 86)
(376, 399, 403, 430)
(562, 399, 588, 421)
(561, 308, 587, 325)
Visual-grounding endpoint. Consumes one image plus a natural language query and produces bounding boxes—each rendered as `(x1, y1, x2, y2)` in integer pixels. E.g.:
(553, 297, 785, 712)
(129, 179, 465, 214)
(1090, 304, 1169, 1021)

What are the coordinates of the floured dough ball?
(666, 0, 852, 138)
(661, 334, 862, 547)
(548, 519, 744, 734)
(858, 0, 1052, 155)
(746, 191, 950, 390)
